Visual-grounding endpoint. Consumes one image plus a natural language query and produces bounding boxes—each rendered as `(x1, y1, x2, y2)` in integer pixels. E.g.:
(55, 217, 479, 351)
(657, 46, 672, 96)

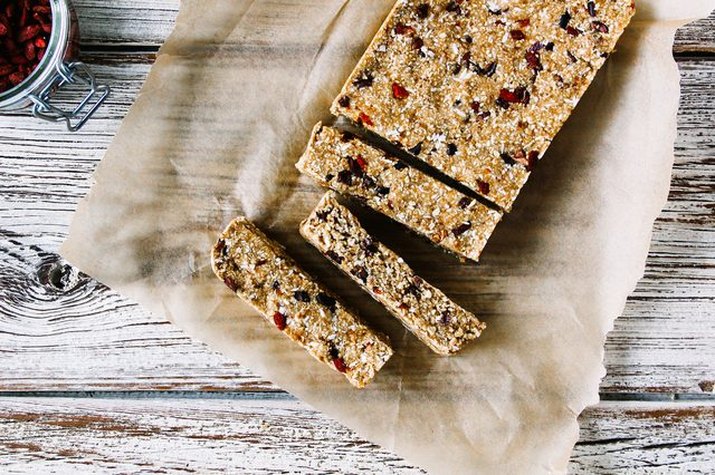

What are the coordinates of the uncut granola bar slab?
(212, 217, 393, 388)
(332, 0, 635, 210)
(300, 192, 486, 355)
(297, 123, 503, 263)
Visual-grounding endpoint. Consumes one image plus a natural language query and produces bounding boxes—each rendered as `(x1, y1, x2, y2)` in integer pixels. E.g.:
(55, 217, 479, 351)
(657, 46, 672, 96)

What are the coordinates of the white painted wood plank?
(0, 397, 425, 474)
(74, 0, 179, 46)
(674, 14, 715, 54)
(0, 397, 712, 473)
(572, 401, 715, 474)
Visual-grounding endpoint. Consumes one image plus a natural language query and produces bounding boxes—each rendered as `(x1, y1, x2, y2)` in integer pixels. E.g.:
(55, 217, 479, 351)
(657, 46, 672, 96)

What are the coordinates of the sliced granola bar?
(300, 192, 486, 355)
(296, 123, 503, 263)
(332, 0, 635, 210)
(212, 217, 393, 388)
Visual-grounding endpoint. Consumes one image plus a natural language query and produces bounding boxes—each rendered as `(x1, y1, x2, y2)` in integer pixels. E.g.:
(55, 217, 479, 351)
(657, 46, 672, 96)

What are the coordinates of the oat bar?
(300, 192, 486, 355)
(212, 217, 393, 388)
(297, 123, 503, 263)
(332, 0, 635, 210)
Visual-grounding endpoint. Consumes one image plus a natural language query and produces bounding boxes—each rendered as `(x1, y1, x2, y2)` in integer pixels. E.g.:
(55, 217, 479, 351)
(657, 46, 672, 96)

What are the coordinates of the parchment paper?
(62, 1, 715, 473)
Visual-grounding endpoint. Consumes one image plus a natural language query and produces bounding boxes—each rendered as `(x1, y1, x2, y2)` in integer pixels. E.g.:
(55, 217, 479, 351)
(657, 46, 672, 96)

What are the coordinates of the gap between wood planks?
(0, 391, 714, 402)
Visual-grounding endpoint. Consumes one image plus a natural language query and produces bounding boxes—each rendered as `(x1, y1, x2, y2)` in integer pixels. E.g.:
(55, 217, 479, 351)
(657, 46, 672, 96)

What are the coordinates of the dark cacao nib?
(271, 280, 281, 290)
(223, 277, 239, 292)
(394, 23, 416, 35)
(347, 156, 366, 177)
(216, 239, 228, 258)
(464, 35, 473, 43)
(559, 11, 572, 29)
(458, 197, 473, 209)
(353, 72, 374, 89)
(362, 175, 376, 189)
(412, 36, 424, 50)
(587, 1, 596, 17)
(452, 222, 472, 236)
(528, 151, 539, 170)
(326, 250, 344, 264)
(351, 266, 369, 283)
(362, 175, 377, 188)
(337, 170, 353, 185)
(376, 185, 390, 196)
(566, 26, 581, 37)
(495, 97, 510, 109)
(408, 142, 423, 156)
(406, 284, 422, 300)
(510, 29, 526, 40)
(294, 290, 311, 302)
(446, 143, 458, 156)
(501, 152, 516, 165)
(325, 173, 335, 182)
(445, 1, 461, 14)
(477, 61, 497, 77)
(255, 259, 268, 267)
(528, 41, 544, 53)
(338, 95, 351, 108)
(592, 21, 609, 33)
(394, 161, 408, 171)
(416, 3, 430, 19)
(545, 41, 555, 51)
(362, 238, 379, 256)
(525, 51, 542, 72)
(316, 292, 337, 312)
(439, 311, 452, 325)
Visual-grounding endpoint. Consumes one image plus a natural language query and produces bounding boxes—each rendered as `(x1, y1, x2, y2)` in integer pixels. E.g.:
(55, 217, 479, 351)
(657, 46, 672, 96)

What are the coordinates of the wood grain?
(0, 3, 713, 473)
(573, 401, 715, 473)
(0, 397, 712, 473)
(1, 57, 712, 393)
(75, 0, 179, 47)
(674, 15, 715, 54)
(0, 397, 424, 474)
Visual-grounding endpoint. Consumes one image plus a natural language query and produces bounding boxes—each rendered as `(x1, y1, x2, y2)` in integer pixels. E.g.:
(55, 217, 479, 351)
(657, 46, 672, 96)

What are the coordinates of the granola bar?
(212, 217, 393, 388)
(300, 192, 486, 355)
(296, 123, 503, 263)
(331, 0, 635, 210)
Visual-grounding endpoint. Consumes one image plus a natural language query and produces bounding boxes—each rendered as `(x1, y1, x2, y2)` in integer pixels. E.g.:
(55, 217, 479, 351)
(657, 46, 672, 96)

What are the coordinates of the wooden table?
(1, 2, 713, 472)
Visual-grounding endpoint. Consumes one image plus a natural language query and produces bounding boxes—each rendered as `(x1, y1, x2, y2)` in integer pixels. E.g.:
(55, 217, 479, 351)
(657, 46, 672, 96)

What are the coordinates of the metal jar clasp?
(28, 61, 110, 132)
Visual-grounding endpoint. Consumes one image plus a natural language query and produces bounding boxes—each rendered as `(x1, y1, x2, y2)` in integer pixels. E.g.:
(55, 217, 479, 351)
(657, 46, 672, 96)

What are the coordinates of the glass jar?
(0, 0, 109, 131)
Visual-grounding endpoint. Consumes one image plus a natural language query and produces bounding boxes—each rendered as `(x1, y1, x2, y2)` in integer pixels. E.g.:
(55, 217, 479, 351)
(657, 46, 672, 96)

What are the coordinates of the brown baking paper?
(61, 1, 715, 473)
